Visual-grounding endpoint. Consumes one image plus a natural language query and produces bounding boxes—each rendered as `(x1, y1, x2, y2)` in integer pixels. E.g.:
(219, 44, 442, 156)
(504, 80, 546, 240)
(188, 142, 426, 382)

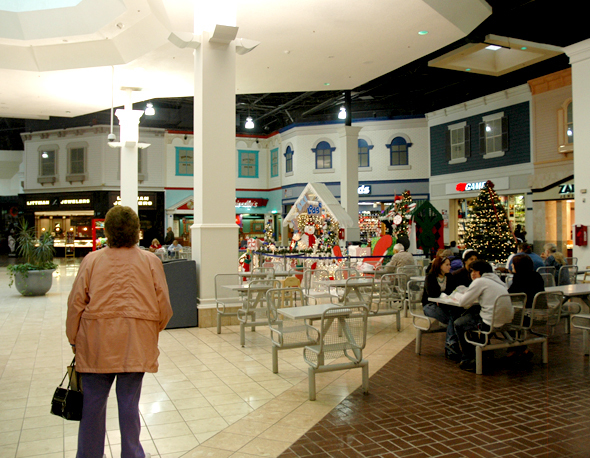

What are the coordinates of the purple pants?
(76, 372, 145, 458)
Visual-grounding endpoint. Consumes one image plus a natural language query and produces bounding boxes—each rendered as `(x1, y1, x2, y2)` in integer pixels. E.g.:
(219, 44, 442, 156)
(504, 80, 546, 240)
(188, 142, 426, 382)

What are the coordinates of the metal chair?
(558, 265, 578, 285)
(369, 273, 403, 330)
(302, 268, 335, 305)
(505, 274, 513, 288)
(332, 267, 360, 280)
(397, 265, 423, 278)
(282, 276, 301, 288)
(237, 278, 281, 346)
(464, 293, 548, 374)
(252, 266, 275, 279)
(266, 287, 320, 373)
(566, 257, 578, 266)
(528, 291, 566, 337)
(536, 266, 556, 276)
(407, 279, 447, 354)
(339, 277, 375, 308)
(581, 266, 590, 284)
(539, 272, 556, 287)
(303, 305, 369, 401)
(215, 273, 247, 334)
(572, 313, 590, 355)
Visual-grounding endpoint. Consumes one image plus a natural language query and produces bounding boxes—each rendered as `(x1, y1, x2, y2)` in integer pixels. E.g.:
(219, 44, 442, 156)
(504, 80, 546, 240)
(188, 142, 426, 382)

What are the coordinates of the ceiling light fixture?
(485, 44, 502, 51)
(338, 107, 347, 120)
(245, 116, 254, 129)
(144, 102, 155, 116)
(418, 31, 428, 35)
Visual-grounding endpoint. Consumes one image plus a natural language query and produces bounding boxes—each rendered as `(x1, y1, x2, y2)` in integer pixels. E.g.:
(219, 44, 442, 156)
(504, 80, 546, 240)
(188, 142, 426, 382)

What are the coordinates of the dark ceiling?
(1, 0, 586, 149)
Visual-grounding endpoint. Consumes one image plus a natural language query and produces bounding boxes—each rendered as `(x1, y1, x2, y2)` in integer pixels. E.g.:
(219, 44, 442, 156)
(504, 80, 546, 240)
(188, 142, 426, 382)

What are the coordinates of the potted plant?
(7, 219, 58, 296)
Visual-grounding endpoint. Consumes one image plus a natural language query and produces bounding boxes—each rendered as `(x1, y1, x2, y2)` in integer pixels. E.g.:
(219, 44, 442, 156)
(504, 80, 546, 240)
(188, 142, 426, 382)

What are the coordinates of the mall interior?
(1, 1, 590, 458)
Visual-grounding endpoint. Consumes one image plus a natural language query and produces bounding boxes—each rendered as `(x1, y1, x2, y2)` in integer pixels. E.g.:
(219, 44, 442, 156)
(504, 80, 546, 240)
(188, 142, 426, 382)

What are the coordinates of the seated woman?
(422, 256, 462, 361)
(507, 253, 544, 362)
(149, 238, 162, 252)
(543, 243, 568, 285)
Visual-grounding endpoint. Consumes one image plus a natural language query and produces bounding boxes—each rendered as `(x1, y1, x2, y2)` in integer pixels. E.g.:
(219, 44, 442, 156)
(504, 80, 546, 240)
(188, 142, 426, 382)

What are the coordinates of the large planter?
(14, 269, 56, 296)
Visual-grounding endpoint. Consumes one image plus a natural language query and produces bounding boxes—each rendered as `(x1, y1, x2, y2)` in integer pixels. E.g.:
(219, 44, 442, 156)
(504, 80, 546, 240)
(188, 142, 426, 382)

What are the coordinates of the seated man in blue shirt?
(507, 242, 544, 272)
(168, 239, 183, 257)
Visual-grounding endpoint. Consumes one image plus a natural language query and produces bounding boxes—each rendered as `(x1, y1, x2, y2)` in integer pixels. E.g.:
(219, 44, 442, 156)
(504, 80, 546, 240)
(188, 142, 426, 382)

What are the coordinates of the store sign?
(26, 197, 92, 207)
(114, 195, 153, 206)
(307, 202, 323, 215)
(27, 200, 50, 206)
(235, 198, 268, 208)
(446, 177, 510, 195)
(455, 182, 486, 192)
(358, 185, 371, 195)
(559, 184, 574, 195)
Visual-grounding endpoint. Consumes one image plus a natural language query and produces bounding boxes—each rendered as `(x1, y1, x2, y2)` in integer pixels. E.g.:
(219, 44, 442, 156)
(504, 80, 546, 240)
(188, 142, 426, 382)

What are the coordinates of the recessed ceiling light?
(324, 83, 330, 86)
(485, 44, 502, 51)
(418, 31, 428, 35)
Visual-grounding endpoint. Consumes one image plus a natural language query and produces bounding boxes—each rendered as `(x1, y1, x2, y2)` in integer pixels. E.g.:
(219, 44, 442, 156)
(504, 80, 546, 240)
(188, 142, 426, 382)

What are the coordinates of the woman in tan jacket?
(67, 206, 173, 458)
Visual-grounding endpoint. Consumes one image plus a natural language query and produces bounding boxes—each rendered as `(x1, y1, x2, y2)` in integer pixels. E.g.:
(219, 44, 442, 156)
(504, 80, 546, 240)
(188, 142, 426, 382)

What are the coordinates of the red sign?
(235, 198, 268, 208)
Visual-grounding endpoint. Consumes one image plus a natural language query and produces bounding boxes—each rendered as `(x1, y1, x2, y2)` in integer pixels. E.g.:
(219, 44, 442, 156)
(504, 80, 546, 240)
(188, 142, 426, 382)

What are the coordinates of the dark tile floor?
(280, 328, 590, 458)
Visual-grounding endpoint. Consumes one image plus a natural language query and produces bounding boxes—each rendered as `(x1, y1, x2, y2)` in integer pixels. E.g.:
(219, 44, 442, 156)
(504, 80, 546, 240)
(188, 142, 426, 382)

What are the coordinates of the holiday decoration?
(463, 180, 516, 263)
(380, 190, 415, 239)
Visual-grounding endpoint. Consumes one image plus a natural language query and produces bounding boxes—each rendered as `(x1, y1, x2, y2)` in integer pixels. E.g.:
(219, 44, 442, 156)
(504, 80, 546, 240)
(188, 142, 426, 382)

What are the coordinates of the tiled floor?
(0, 259, 415, 458)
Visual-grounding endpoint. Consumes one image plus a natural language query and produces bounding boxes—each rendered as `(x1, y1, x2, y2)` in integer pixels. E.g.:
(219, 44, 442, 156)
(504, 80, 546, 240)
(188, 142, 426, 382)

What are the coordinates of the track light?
(338, 107, 347, 120)
(245, 116, 254, 129)
(145, 102, 155, 116)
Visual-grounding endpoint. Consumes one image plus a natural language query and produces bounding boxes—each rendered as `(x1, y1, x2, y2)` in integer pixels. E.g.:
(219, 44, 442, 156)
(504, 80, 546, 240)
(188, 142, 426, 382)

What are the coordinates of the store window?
(479, 112, 508, 159)
(387, 137, 409, 166)
(312, 141, 335, 170)
(238, 150, 258, 178)
(270, 148, 279, 177)
(38, 145, 58, 184)
(558, 99, 574, 154)
(445, 122, 470, 163)
(358, 138, 373, 168)
(66, 142, 87, 183)
(176, 147, 194, 176)
(285, 146, 294, 174)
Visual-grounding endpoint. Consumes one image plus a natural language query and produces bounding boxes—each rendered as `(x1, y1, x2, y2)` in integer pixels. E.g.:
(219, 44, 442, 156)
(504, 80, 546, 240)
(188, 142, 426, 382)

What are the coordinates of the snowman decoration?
(302, 224, 317, 249)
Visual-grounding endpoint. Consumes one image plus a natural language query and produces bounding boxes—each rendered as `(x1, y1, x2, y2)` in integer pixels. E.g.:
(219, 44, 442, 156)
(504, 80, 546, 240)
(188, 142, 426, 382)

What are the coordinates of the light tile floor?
(0, 260, 416, 458)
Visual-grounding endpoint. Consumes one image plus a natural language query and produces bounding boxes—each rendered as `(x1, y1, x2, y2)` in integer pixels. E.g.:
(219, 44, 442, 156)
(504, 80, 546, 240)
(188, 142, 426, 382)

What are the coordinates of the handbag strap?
(59, 356, 77, 388)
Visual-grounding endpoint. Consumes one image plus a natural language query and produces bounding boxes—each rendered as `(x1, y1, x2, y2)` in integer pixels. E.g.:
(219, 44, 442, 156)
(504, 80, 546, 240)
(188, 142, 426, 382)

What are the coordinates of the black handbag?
(50, 357, 83, 421)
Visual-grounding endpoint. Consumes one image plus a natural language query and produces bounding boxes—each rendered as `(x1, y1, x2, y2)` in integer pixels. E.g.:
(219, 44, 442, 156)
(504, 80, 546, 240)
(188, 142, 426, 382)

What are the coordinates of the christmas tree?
(381, 190, 415, 239)
(463, 180, 516, 263)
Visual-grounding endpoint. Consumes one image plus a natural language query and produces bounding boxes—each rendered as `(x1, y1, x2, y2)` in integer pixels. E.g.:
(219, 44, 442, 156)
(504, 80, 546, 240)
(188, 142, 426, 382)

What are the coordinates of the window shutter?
(479, 122, 486, 154)
(445, 130, 451, 161)
(464, 125, 471, 158)
(501, 116, 509, 151)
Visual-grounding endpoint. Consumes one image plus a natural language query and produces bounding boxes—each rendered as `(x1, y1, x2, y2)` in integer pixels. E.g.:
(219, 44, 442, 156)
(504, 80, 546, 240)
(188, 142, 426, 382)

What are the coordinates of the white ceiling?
(0, 0, 492, 120)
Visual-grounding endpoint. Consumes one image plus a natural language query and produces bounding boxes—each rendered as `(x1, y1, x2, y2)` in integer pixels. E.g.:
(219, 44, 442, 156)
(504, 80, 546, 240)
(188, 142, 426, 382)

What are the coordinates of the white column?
(565, 39, 590, 267)
(191, 14, 239, 309)
(115, 90, 143, 214)
(339, 126, 362, 242)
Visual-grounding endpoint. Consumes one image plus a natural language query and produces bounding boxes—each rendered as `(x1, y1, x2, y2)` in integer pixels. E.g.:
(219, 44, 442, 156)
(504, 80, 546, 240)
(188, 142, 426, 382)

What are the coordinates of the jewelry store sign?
(26, 197, 92, 208)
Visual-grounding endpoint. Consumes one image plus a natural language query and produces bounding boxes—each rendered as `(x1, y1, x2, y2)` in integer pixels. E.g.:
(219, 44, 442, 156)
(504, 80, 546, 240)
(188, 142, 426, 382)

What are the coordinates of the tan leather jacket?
(66, 246, 173, 373)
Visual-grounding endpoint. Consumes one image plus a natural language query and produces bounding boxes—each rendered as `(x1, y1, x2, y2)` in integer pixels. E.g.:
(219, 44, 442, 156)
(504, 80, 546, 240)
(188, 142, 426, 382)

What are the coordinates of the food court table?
(317, 278, 374, 304)
(546, 283, 590, 310)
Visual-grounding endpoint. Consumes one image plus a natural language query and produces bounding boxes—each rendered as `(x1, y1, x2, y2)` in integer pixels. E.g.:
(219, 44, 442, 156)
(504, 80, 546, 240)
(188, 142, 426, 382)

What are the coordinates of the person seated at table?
(422, 256, 462, 361)
(507, 243, 544, 272)
(506, 254, 544, 363)
(454, 261, 513, 371)
(168, 239, 183, 257)
(543, 243, 568, 285)
(384, 243, 415, 272)
(149, 238, 162, 252)
(449, 241, 460, 256)
(452, 249, 479, 287)
(425, 248, 452, 274)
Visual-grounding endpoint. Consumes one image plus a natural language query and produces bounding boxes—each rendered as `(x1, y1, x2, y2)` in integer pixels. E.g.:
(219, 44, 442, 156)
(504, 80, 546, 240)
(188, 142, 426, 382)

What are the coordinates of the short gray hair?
(394, 243, 405, 252)
(544, 243, 557, 254)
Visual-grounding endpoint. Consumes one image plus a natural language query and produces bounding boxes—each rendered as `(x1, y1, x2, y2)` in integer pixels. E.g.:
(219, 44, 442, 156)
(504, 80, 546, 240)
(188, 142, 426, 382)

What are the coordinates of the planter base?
(14, 270, 55, 296)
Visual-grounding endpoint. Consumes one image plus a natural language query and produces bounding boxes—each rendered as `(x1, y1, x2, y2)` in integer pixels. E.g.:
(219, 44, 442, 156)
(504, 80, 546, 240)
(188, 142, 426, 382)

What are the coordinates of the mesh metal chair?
(369, 273, 403, 330)
(505, 274, 513, 288)
(252, 266, 275, 279)
(302, 269, 335, 305)
(464, 293, 548, 374)
(340, 277, 375, 308)
(566, 257, 578, 266)
(558, 265, 578, 285)
(266, 287, 320, 373)
(539, 272, 556, 288)
(237, 278, 281, 346)
(407, 279, 446, 354)
(303, 305, 369, 401)
(215, 273, 246, 334)
(333, 267, 360, 280)
(528, 291, 566, 337)
(572, 313, 590, 355)
(397, 265, 423, 278)
(536, 266, 556, 276)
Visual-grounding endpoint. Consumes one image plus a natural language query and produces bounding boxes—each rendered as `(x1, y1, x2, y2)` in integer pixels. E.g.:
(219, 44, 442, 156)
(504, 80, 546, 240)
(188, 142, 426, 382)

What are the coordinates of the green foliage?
(463, 181, 516, 263)
(7, 218, 58, 287)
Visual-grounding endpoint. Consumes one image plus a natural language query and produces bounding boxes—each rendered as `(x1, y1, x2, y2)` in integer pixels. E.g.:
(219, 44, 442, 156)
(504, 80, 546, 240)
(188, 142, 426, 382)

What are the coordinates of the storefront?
(532, 176, 575, 255)
(21, 191, 164, 256)
(430, 171, 533, 251)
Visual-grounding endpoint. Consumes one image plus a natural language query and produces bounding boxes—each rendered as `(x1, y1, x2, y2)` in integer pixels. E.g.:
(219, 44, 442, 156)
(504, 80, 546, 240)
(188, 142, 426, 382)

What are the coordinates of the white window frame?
(38, 144, 58, 184)
(66, 141, 88, 183)
(558, 98, 573, 154)
(448, 121, 467, 164)
(481, 112, 505, 159)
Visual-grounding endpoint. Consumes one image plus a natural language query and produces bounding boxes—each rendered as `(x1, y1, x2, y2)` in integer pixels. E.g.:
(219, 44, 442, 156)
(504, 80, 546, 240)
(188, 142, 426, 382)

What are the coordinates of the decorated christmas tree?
(380, 190, 415, 239)
(463, 180, 516, 263)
